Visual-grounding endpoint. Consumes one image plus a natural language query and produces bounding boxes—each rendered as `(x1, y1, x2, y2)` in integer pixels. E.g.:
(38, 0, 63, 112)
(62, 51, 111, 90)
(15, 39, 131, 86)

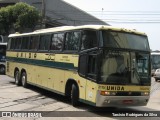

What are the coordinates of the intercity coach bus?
(151, 52, 160, 80)
(6, 25, 151, 107)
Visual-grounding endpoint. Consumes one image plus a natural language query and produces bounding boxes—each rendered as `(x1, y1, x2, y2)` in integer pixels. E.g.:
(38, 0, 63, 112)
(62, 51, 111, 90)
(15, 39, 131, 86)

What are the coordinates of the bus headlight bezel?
(100, 91, 116, 96)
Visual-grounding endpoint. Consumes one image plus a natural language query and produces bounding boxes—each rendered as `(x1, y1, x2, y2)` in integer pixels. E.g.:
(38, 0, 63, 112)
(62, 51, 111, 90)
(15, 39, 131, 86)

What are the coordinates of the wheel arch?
(21, 68, 26, 76)
(0, 64, 5, 68)
(14, 67, 19, 77)
(65, 79, 79, 97)
(0, 64, 5, 69)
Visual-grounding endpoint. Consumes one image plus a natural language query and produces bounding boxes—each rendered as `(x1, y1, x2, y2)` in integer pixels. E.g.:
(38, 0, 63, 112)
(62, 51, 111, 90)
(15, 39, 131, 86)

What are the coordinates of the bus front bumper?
(96, 92, 149, 107)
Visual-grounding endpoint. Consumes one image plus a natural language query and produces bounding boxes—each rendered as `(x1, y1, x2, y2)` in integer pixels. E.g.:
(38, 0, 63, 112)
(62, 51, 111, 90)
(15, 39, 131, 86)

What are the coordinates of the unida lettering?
(106, 86, 124, 91)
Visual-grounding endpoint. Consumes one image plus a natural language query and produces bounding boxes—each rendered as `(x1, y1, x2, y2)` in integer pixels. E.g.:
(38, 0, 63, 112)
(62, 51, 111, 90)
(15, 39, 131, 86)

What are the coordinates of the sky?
(63, 0, 160, 50)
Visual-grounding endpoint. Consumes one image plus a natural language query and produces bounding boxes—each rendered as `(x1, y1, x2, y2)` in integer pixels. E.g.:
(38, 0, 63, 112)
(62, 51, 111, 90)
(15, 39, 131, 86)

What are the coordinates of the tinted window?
(10, 38, 16, 49)
(79, 54, 87, 76)
(29, 36, 39, 50)
(39, 34, 51, 50)
(51, 33, 64, 50)
(64, 32, 80, 50)
(21, 37, 29, 50)
(88, 55, 97, 79)
(15, 37, 21, 49)
(103, 31, 149, 51)
(7, 39, 11, 50)
(0, 45, 6, 55)
(151, 55, 160, 69)
(81, 30, 97, 50)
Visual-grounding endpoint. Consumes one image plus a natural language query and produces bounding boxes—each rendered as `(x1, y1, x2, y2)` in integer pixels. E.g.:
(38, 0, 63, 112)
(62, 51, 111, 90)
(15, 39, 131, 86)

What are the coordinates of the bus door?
(79, 51, 99, 104)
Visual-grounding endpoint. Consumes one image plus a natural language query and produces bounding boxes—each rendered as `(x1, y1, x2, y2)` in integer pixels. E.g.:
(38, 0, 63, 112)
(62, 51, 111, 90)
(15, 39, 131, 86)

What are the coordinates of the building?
(0, 0, 108, 28)
(0, 0, 19, 8)
(21, 0, 108, 27)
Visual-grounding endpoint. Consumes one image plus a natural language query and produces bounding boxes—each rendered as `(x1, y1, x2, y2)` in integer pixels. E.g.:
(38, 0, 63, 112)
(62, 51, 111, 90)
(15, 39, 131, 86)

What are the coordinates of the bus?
(6, 25, 151, 107)
(151, 52, 160, 79)
(0, 43, 7, 74)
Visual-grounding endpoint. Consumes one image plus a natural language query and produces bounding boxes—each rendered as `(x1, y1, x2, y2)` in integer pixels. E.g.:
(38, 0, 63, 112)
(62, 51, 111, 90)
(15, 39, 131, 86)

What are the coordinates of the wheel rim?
(71, 89, 73, 100)
(0, 67, 4, 73)
(22, 74, 26, 86)
(15, 72, 19, 84)
(71, 85, 73, 100)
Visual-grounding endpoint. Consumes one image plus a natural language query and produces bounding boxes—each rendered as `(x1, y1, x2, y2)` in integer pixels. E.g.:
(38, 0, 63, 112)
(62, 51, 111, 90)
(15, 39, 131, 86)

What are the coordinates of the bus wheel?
(0, 65, 5, 74)
(71, 84, 79, 106)
(15, 71, 21, 86)
(21, 72, 28, 88)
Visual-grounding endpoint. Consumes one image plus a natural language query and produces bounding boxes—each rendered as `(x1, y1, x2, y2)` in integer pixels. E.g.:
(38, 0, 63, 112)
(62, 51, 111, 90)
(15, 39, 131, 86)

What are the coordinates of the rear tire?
(155, 78, 158, 82)
(15, 71, 21, 86)
(71, 84, 79, 106)
(21, 72, 28, 88)
(0, 65, 5, 74)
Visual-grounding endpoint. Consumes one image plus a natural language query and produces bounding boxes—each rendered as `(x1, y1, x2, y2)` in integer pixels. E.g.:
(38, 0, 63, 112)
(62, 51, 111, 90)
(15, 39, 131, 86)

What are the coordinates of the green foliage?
(0, 7, 11, 35)
(0, 2, 41, 35)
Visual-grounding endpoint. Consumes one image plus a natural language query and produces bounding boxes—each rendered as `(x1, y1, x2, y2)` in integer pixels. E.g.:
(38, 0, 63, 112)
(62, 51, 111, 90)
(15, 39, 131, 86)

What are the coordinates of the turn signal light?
(141, 92, 149, 96)
(100, 91, 116, 96)
(100, 91, 110, 96)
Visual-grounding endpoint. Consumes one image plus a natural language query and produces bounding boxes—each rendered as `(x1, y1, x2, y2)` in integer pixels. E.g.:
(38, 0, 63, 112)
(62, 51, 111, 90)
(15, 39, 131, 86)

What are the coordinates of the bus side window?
(81, 30, 97, 50)
(7, 39, 11, 50)
(29, 36, 39, 50)
(39, 34, 51, 51)
(21, 37, 30, 50)
(50, 33, 64, 50)
(10, 38, 16, 50)
(79, 54, 88, 77)
(87, 55, 97, 80)
(79, 53, 97, 80)
(15, 37, 22, 50)
(64, 31, 80, 51)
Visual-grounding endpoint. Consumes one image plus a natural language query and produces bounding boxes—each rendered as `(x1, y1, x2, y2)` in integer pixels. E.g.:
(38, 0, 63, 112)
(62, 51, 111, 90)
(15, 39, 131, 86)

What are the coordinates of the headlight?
(100, 91, 116, 96)
(141, 92, 149, 96)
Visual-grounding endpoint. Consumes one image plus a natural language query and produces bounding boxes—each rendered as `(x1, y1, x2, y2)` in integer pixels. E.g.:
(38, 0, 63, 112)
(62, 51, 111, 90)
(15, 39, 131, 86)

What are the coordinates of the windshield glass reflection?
(100, 50, 150, 85)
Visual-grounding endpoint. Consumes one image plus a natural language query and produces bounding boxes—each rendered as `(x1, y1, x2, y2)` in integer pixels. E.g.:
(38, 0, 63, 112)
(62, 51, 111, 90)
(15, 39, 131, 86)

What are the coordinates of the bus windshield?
(100, 50, 150, 85)
(102, 31, 149, 51)
(151, 54, 160, 69)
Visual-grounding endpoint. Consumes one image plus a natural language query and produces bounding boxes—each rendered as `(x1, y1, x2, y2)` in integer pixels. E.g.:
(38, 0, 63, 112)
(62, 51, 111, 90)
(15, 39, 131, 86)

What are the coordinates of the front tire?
(71, 84, 79, 106)
(21, 72, 28, 88)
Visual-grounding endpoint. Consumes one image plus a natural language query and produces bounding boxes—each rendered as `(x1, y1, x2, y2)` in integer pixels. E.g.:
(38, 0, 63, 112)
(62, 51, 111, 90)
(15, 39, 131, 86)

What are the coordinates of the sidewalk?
(147, 89, 160, 111)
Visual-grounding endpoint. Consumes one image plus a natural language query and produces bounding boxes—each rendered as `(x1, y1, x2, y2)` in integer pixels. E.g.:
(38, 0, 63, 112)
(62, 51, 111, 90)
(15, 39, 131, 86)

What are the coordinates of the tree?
(13, 3, 41, 31)
(0, 6, 12, 34)
(0, 2, 41, 35)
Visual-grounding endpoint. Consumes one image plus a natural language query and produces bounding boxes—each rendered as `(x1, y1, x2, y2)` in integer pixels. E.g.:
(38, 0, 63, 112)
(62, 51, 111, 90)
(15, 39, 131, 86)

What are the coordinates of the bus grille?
(116, 92, 141, 96)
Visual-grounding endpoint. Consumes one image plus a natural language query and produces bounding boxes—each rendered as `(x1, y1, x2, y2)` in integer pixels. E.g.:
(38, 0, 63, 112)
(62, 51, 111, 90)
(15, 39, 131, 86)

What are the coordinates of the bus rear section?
(0, 43, 7, 74)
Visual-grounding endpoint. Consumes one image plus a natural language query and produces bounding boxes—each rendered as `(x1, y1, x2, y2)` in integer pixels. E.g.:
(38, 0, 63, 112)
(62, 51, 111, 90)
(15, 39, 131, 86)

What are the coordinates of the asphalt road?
(0, 75, 160, 120)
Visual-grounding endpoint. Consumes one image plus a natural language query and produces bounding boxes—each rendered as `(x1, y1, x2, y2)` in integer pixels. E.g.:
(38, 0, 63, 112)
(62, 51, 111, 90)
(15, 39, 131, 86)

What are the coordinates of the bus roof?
(151, 52, 160, 55)
(0, 42, 7, 45)
(8, 25, 147, 37)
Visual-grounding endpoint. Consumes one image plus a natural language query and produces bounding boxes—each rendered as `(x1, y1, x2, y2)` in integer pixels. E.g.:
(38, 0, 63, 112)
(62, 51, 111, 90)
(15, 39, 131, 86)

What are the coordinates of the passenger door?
(79, 51, 99, 104)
